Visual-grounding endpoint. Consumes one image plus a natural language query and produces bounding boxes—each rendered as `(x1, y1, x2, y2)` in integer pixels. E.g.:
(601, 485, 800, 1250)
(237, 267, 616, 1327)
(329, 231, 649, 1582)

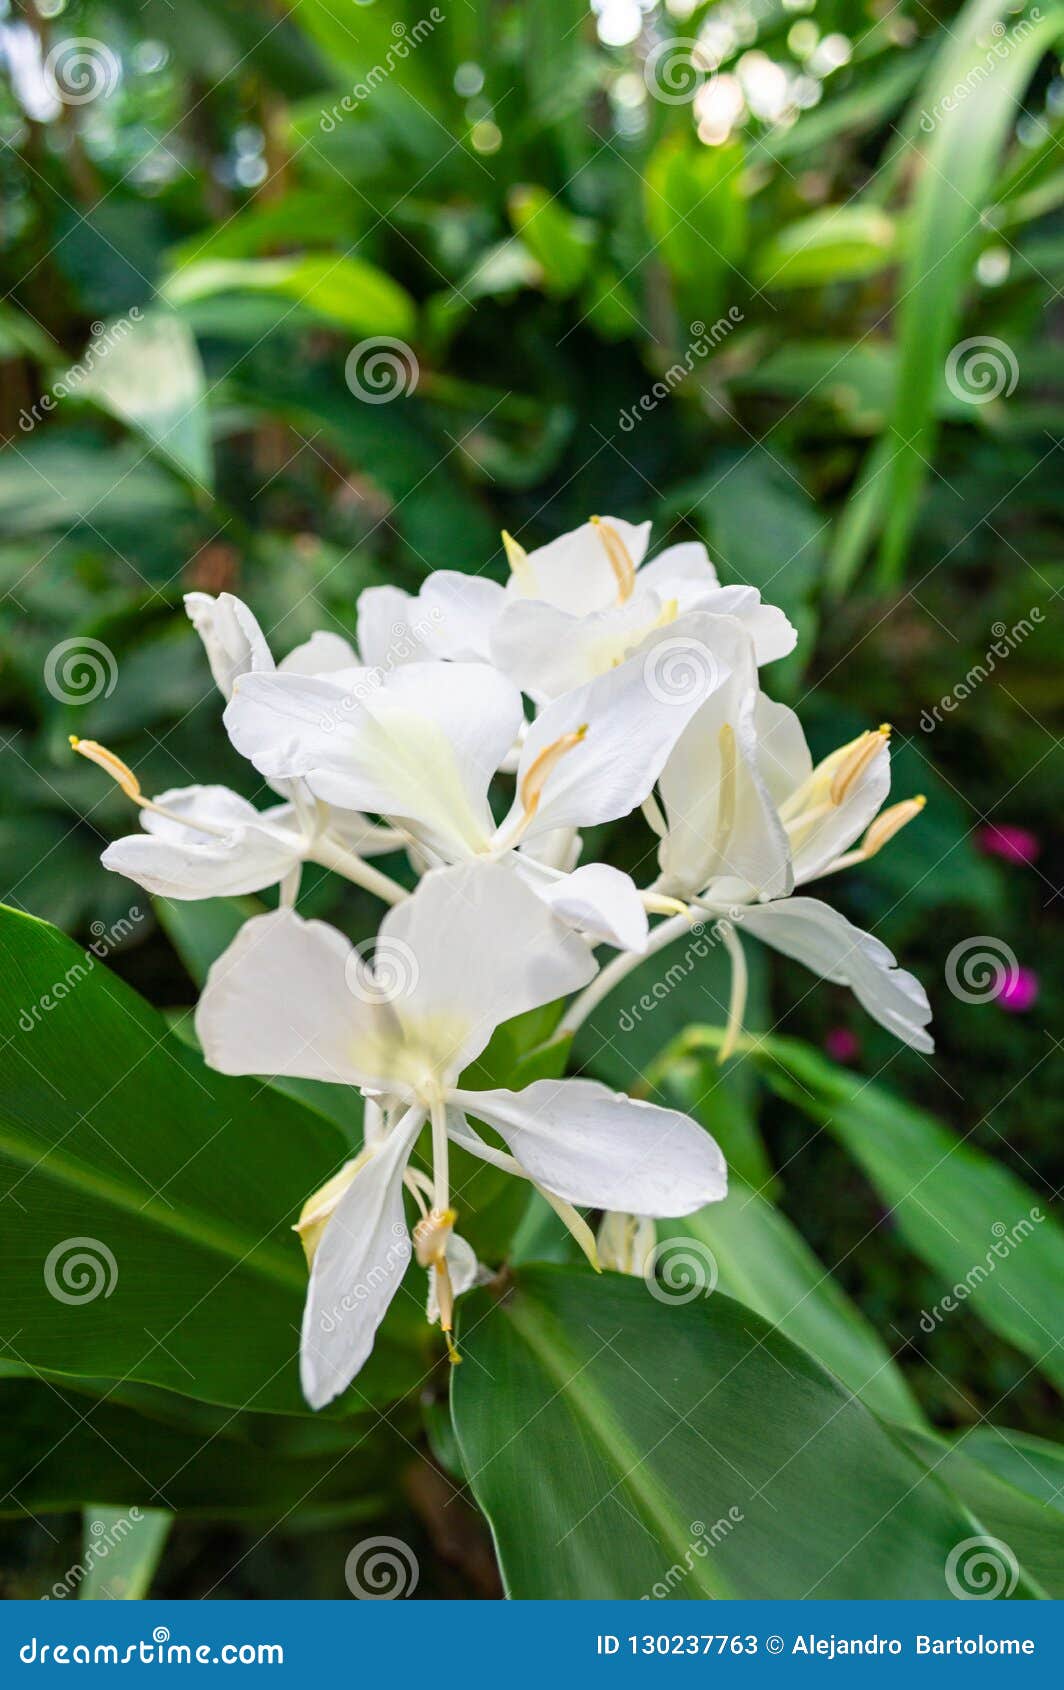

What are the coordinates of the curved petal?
(532, 862, 649, 953)
(695, 586, 797, 666)
(381, 861, 596, 1079)
(195, 908, 380, 1085)
(737, 896, 934, 1052)
(509, 518, 652, 615)
(787, 735, 892, 885)
(102, 786, 301, 899)
(300, 1107, 423, 1408)
(491, 593, 663, 702)
(356, 584, 433, 670)
(185, 592, 273, 699)
(417, 571, 507, 662)
(280, 629, 358, 674)
(637, 539, 719, 602)
(505, 611, 732, 841)
(451, 1078, 727, 1217)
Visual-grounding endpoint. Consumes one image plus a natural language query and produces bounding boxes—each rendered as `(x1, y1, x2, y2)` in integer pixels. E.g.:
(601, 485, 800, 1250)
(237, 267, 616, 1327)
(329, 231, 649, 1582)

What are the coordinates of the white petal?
(657, 626, 792, 900)
(532, 862, 649, 953)
(637, 539, 720, 601)
(736, 896, 934, 1051)
(185, 592, 273, 699)
(491, 592, 663, 702)
(102, 785, 301, 899)
(452, 1078, 727, 1217)
(381, 861, 596, 1079)
(300, 1108, 422, 1408)
(510, 518, 652, 615)
(195, 908, 380, 1085)
(695, 586, 797, 666)
(417, 571, 507, 661)
(279, 630, 358, 674)
(227, 661, 522, 860)
(505, 611, 731, 841)
(790, 736, 892, 884)
(356, 585, 432, 669)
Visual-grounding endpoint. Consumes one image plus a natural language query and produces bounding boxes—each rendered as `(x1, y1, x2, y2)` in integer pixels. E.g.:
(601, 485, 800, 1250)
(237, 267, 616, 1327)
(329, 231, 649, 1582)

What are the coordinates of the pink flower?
(996, 966, 1038, 1013)
(825, 1027, 861, 1064)
(978, 824, 1040, 866)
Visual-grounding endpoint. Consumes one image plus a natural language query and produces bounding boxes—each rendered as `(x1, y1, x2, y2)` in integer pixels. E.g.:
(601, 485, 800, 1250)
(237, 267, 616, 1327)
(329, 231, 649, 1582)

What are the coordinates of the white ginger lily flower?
(222, 614, 735, 952)
(195, 862, 727, 1408)
(71, 592, 404, 905)
(645, 622, 932, 1054)
(353, 518, 795, 705)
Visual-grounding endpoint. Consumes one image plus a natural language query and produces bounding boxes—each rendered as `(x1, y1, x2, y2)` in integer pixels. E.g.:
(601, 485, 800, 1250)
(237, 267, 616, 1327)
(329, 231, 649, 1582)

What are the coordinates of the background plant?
(0, 0, 1060, 1600)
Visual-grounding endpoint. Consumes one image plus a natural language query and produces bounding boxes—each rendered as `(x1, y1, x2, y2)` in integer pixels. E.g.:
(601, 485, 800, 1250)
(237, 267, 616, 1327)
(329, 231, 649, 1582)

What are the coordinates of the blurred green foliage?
(0, 0, 1060, 1597)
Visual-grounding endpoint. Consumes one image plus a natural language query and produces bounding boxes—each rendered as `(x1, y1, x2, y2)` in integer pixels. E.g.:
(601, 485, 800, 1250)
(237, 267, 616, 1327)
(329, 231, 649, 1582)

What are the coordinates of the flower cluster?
(76, 517, 931, 1408)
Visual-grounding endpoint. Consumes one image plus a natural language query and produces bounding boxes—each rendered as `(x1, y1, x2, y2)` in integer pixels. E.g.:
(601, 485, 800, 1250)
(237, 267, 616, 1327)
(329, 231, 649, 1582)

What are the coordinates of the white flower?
(352, 519, 796, 705)
(222, 613, 735, 950)
(651, 624, 932, 1053)
(185, 590, 358, 699)
(195, 861, 727, 1407)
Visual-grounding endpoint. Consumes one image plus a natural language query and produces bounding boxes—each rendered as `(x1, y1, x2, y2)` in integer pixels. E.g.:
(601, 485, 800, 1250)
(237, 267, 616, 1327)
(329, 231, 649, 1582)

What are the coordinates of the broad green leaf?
(0, 1377, 396, 1523)
(728, 1033, 1064, 1394)
(76, 311, 213, 490)
(899, 1425, 1063, 1598)
(753, 207, 898, 290)
(0, 904, 421, 1415)
(668, 1177, 923, 1427)
(79, 1507, 171, 1599)
(643, 137, 747, 315)
(452, 1264, 980, 1598)
(955, 1427, 1064, 1514)
(162, 256, 416, 341)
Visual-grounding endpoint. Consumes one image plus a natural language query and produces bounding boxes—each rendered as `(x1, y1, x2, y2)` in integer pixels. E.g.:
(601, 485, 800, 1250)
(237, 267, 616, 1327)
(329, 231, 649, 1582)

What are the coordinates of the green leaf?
(0, 904, 420, 1415)
(669, 1177, 923, 1427)
(452, 1264, 979, 1598)
(508, 186, 596, 297)
(79, 1507, 172, 1600)
(643, 136, 747, 314)
(76, 311, 213, 491)
(753, 206, 898, 290)
(162, 256, 416, 341)
(741, 1036, 1064, 1394)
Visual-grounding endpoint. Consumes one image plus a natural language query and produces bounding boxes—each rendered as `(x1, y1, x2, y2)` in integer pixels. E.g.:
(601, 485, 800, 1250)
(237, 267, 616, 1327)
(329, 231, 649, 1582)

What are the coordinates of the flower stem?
(312, 838, 408, 905)
(557, 910, 693, 1038)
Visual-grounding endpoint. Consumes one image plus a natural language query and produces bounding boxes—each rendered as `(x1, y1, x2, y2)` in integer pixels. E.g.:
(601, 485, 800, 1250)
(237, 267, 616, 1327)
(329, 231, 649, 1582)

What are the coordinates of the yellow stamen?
(590, 515, 636, 603)
(413, 1206, 457, 1269)
(519, 725, 587, 820)
(69, 736, 142, 803)
(501, 529, 536, 594)
(829, 726, 890, 806)
(861, 795, 926, 858)
(642, 892, 691, 918)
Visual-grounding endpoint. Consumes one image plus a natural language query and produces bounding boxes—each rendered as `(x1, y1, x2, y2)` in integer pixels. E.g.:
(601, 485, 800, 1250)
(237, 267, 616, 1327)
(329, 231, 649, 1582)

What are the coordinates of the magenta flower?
(825, 1027, 861, 1064)
(996, 966, 1038, 1013)
(978, 824, 1040, 866)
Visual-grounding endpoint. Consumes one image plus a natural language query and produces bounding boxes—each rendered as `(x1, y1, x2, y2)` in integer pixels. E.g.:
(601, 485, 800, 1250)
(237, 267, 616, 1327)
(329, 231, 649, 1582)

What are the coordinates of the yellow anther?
(829, 726, 890, 806)
(69, 736, 143, 803)
(501, 529, 536, 593)
(590, 515, 636, 603)
(861, 795, 926, 858)
(519, 725, 587, 819)
(294, 1155, 368, 1268)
